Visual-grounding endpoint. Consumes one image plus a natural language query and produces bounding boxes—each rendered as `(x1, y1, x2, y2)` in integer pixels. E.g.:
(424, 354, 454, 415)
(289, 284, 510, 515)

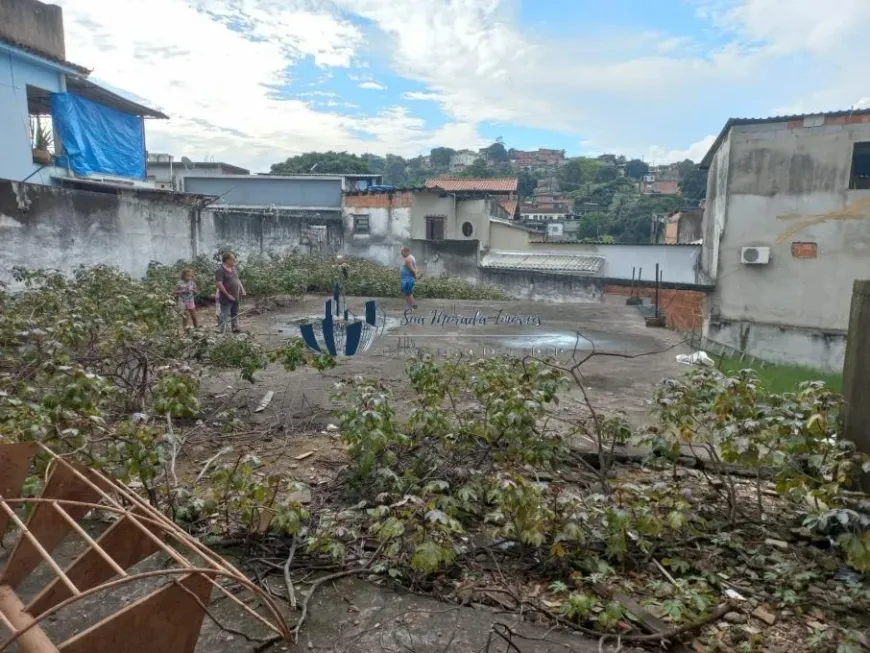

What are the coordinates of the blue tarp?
(51, 92, 146, 179)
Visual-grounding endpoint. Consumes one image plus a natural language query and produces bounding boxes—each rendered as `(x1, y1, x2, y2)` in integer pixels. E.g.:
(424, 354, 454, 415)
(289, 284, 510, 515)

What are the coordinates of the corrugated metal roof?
(425, 177, 518, 193)
(700, 108, 870, 169)
(481, 253, 604, 275)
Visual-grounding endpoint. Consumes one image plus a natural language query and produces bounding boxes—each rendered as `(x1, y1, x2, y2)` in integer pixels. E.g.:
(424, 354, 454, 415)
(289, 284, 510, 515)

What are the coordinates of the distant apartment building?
(520, 205, 569, 221)
(449, 150, 477, 172)
(146, 154, 249, 191)
(640, 174, 679, 195)
(509, 148, 566, 170)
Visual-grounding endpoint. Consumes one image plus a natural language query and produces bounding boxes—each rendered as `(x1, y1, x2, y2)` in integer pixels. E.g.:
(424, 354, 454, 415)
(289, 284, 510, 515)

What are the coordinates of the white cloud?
(402, 91, 441, 101)
(53, 0, 870, 172)
(646, 135, 718, 165)
(55, 0, 481, 171)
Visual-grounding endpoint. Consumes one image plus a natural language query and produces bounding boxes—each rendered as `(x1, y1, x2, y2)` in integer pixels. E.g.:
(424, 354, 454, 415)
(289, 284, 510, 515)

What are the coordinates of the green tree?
(624, 158, 649, 180)
(518, 170, 538, 198)
(361, 153, 386, 174)
(676, 159, 708, 202)
(459, 158, 492, 178)
(483, 142, 509, 163)
(271, 151, 371, 175)
(383, 155, 408, 186)
(594, 165, 619, 183)
(429, 147, 455, 169)
(558, 158, 603, 192)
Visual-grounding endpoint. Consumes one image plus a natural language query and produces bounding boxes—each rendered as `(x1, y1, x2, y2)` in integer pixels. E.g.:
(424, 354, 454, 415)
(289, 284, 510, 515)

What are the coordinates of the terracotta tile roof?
(0, 34, 90, 75)
(425, 177, 518, 193)
(498, 198, 518, 217)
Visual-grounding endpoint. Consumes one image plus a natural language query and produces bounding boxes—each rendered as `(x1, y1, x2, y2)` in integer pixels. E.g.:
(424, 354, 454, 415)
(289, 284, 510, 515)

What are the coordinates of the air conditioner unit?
(740, 246, 770, 265)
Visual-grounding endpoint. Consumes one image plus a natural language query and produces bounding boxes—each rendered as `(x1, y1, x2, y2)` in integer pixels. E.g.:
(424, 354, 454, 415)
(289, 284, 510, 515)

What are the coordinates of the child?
(400, 246, 418, 310)
(176, 269, 199, 329)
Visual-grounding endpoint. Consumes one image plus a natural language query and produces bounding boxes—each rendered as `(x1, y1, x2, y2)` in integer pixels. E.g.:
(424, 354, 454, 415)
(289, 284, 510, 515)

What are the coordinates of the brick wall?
(605, 283, 706, 332)
(344, 192, 413, 209)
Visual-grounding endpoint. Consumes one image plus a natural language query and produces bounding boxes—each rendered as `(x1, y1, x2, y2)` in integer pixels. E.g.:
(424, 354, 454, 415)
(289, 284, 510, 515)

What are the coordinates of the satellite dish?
(181, 156, 193, 170)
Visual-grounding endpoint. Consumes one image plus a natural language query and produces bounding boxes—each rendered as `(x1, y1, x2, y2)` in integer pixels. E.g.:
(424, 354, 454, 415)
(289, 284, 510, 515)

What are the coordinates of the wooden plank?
(27, 511, 164, 616)
(58, 574, 213, 653)
(0, 584, 60, 653)
(0, 462, 102, 589)
(0, 442, 38, 536)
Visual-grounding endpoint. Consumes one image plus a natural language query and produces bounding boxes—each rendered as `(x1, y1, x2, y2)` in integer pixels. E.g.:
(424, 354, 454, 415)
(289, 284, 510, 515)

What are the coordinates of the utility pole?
(842, 279, 870, 491)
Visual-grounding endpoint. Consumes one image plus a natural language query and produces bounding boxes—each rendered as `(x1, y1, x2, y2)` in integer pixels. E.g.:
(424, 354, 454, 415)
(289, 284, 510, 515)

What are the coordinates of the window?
(353, 214, 370, 235)
(462, 221, 473, 237)
(849, 142, 870, 190)
(425, 216, 445, 240)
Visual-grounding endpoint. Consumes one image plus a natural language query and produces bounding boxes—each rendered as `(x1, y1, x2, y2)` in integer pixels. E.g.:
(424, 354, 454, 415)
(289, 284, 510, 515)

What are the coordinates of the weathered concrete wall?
(410, 239, 479, 285)
(701, 131, 731, 282)
(200, 207, 343, 261)
(526, 242, 701, 284)
(456, 199, 492, 248)
(343, 192, 412, 267)
(0, 180, 344, 284)
(482, 269, 604, 303)
(409, 193, 455, 240)
(184, 176, 343, 209)
(707, 320, 845, 372)
(0, 0, 66, 60)
(701, 117, 870, 369)
(490, 220, 536, 251)
(677, 211, 703, 243)
(0, 180, 194, 282)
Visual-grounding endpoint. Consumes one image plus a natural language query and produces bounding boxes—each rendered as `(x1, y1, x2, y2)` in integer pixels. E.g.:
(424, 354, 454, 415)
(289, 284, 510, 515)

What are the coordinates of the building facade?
(146, 155, 250, 191)
(0, 0, 165, 186)
(699, 110, 870, 371)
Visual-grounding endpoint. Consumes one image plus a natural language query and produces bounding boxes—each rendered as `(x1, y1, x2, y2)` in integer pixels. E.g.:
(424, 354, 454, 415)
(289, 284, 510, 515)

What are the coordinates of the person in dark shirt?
(215, 252, 245, 333)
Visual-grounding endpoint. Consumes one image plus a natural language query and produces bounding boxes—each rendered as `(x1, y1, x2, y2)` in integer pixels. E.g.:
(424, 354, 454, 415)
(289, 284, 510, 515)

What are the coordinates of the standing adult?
(400, 246, 418, 310)
(215, 252, 245, 333)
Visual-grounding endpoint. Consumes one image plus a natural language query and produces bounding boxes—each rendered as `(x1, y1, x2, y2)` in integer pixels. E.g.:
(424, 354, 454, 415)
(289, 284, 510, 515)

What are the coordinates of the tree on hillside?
(270, 151, 371, 175)
(558, 157, 604, 192)
(677, 159, 708, 202)
(429, 147, 456, 169)
(483, 142, 509, 163)
(594, 165, 620, 183)
(383, 155, 408, 186)
(624, 158, 650, 180)
(361, 153, 386, 174)
(518, 170, 538, 198)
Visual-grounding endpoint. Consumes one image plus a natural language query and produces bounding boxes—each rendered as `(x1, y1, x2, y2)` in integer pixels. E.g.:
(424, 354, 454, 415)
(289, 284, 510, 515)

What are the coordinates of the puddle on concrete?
(494, 332, 625, 350)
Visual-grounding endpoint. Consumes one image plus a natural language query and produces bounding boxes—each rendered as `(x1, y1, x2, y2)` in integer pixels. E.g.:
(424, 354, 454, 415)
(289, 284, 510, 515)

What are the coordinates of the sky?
(55, 0, 870, 173)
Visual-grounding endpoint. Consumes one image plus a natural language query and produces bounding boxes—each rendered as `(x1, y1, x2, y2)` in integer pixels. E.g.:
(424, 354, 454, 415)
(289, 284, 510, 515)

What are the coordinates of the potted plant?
(31, 120, 53, 165)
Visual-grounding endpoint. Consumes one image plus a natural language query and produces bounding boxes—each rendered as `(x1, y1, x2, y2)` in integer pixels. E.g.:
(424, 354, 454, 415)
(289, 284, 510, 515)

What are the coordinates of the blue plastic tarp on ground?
(51, 92, 146, 179)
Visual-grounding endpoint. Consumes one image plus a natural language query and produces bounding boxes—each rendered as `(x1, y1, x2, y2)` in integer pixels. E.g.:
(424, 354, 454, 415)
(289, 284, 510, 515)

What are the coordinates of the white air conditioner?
(740, 246, 770, 265)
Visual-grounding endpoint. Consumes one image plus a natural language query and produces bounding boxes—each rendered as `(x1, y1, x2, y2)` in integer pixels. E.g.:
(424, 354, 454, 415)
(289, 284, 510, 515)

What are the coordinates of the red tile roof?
(498, 199, 518, 218)
(425, 177, 518, 193)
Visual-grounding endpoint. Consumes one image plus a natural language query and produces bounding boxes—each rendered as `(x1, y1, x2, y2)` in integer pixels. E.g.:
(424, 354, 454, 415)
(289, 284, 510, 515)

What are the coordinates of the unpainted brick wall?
(605, 284, 706, 332)
(344, 192, 413, 209)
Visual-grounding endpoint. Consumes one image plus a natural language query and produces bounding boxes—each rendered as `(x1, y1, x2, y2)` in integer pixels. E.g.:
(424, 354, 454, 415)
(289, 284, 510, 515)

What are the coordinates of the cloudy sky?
(55, 0, 870, 173)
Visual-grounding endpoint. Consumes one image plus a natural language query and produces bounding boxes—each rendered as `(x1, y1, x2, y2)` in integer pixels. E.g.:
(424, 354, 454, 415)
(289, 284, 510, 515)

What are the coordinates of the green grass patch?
(714, 356, 842, 394)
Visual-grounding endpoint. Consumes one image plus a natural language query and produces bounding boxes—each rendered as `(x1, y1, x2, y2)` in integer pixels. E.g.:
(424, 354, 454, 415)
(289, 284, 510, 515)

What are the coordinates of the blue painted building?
(0, 0, 166, 186)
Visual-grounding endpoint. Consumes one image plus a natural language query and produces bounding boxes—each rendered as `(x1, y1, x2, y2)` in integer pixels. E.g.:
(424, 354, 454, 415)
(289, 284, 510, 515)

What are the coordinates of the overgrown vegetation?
(146, 252, 506, 308)
(1, 261, 867, 651)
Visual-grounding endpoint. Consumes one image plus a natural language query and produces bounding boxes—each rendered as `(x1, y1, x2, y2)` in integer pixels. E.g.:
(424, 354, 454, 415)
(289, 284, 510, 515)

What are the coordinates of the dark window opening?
(849, 142, 870, 190)
(461, 221, 473, 237)
(426, 216, 445, 241)
(353, 214, 370, 235)
(26, 85, 57, 163)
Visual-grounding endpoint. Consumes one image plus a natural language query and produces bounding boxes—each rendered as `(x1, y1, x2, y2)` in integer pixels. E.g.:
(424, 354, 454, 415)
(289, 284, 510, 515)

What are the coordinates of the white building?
(449, 150, 478, 172)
